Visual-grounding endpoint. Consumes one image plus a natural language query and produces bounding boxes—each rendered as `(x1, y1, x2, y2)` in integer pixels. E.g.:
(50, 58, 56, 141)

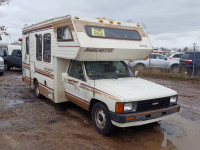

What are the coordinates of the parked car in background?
(3, 49, 22, 70)
(0, 56, 5, 76)
(166, 52, 184, 60)
(128, 53, 180, 72)
(179, 52, 200, 75)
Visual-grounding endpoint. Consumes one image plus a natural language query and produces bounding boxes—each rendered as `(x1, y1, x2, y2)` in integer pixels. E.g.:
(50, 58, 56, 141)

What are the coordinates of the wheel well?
(33, 78, 38, 86)
(89, 99, 107, 113)
(171, 64, 178, 69)
(136, 63, 144, 66)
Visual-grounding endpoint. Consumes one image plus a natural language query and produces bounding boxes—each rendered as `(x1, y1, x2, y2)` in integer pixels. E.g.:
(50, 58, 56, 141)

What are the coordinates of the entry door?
(24, 36, 31, 84)
(63, 61, 89, 110)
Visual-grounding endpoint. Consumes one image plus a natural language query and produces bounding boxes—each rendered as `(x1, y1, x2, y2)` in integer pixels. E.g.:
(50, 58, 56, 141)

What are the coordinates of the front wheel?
(92, 102, 113, 135)
(171, 65, 179, 73)
(5, 63, 10, 71)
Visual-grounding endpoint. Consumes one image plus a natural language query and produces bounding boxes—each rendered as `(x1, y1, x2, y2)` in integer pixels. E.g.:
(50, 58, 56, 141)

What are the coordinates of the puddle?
(0, 120, 11, 130)
(158, 115, 200, 150)
(8, 100, 24, 107)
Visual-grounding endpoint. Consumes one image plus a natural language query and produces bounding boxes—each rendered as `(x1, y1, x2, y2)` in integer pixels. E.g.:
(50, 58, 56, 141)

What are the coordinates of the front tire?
(5, 63, 10, 71)
(92, 102, 113, 135)
(171, 64, 179, 73)
(34, 80, 42, 99)
(0, 72, 3, 76)
(135, 64, 145, 71)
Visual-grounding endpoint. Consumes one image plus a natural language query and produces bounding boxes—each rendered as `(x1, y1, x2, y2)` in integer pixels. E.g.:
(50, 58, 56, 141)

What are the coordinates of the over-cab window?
(85, 26, 141, 40)
(26, 37, 29, 55)
(57, 26, 73, 41)
(36, 35, 42, 61)
(68, 61, 85, 81)
(43, 34, 51, 62)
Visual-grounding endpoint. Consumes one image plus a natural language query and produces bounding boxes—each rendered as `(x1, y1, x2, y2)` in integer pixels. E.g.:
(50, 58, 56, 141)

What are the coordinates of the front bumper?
(0, 66, 5, 73)
(110, 105, 180, 127)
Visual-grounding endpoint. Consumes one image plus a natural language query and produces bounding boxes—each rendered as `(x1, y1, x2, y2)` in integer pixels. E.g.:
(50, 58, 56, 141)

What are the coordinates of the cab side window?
(156, 55, 166, 60)
(68, 61, 85, 81)
(149, 54, 155, 59)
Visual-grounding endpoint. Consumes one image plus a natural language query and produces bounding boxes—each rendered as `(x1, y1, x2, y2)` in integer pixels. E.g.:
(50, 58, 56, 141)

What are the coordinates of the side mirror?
(62, 73, 68, 82)
(135, 71, 138, 77)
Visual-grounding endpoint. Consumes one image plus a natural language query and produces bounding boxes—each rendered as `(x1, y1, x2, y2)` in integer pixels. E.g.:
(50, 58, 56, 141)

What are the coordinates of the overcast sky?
(0, 0, 200, 49)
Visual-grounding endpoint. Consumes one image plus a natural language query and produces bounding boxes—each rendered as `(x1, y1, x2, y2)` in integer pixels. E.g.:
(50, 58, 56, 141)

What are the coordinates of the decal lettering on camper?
(84, 48, 114, 53)
(91, 27, 105, 37)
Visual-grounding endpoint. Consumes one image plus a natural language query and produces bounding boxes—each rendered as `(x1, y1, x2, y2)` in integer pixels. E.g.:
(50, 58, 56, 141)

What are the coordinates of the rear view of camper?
(22, 15, 180, 135)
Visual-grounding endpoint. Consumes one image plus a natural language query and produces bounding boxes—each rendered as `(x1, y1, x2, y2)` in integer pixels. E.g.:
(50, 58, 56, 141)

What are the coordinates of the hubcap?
(95, 108, 106, 129)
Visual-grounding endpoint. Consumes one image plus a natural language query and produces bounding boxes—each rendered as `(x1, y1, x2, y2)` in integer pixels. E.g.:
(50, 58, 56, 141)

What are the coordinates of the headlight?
(170, 96, 177, 104)
(124, 102, 137, 113)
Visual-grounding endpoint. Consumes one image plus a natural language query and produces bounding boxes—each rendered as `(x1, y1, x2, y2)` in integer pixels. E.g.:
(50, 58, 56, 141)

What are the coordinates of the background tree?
(0, 0, 10, 6)
(0, 0, 10, 35)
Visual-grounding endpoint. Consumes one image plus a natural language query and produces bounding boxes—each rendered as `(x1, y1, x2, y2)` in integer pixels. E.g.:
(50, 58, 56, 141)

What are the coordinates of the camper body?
(22, 16, 180, 135)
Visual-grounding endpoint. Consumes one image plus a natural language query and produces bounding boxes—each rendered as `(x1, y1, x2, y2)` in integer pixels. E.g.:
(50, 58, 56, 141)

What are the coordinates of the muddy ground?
(0, 70, 200, 150)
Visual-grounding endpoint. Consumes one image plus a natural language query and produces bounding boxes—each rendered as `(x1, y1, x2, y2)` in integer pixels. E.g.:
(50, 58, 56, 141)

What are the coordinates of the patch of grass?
(131, 67, 200, 82)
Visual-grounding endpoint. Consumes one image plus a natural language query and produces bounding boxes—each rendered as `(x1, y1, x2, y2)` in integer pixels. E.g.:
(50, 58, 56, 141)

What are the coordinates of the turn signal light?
(174, 108, 179, 112)
(109, 20, 114, 24)
(126, 116, 135, 121)
(117, 22, 121, 25)
(115, 103, 124, 114)
(99, 20, 103, 23)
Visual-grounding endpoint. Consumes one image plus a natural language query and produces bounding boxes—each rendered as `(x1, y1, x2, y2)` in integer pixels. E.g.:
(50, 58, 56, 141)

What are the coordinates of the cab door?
(155, 54, 168, 68)
(63, 60, 89, 110)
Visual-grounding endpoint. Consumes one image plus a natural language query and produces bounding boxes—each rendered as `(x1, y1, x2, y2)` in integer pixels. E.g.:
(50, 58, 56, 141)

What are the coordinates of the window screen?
(86, 26, 141, 40)
(43, 34, 51, 62)
(36, 35, 42, 61)
(57, 26, 73, 41)
(26, 37, 29, 55)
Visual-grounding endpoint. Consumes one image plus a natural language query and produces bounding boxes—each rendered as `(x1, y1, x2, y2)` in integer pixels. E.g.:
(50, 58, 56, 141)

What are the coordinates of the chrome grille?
(137, 97, 170, 112)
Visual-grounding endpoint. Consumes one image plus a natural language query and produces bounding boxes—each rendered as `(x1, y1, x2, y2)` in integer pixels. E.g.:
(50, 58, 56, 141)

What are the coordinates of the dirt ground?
(0, 70, 200, 150)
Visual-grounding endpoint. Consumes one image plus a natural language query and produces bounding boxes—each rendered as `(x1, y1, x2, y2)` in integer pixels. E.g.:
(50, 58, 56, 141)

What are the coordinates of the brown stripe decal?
(22, 62, 30, 70)
(35, 68, 54, 79)
(23, 25, 53, 34)
(22, 76, 31, 85)
(39, 83, 54, 91)
(65, 91, 89, 110)
(80, 83, 122, 102)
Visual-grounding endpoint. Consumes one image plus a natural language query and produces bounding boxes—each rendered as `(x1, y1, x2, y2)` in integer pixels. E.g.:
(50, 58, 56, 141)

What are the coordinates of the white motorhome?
(22, 15, 180, 135)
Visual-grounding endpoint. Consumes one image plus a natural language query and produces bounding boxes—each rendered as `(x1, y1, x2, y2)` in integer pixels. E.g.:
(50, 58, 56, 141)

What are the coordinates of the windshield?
(85, 26, 141, 40)
(84, 61, 134, 80)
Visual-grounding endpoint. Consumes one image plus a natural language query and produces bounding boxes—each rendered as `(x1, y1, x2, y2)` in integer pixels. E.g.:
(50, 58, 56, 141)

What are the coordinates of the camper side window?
(43, 34, 51, 62)
(57, 26, 73, 41)
(26, 37, 29, 55)
(36, 35, 42, 61)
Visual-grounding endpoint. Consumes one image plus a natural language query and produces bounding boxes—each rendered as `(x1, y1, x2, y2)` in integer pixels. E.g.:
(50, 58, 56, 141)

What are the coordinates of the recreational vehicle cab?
(22, 15, 180, 135)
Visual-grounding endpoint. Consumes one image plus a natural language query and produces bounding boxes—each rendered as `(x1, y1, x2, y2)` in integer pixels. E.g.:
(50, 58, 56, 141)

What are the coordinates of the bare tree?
(0, 0, 10, 35)
(0, 0, 10, 6)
